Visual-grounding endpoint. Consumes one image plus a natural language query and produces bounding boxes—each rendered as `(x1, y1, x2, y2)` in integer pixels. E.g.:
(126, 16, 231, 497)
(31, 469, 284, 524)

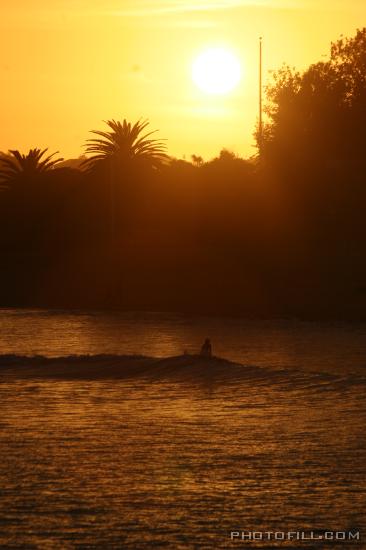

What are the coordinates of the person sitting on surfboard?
(200, 338, 212, 358)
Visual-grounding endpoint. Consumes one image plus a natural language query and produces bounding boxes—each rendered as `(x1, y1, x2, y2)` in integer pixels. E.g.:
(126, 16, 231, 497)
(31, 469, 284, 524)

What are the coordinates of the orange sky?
(1, 1, 365, 160)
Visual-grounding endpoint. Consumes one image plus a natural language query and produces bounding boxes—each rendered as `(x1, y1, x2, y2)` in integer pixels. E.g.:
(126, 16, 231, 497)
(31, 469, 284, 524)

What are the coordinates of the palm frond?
(0, 148, 64, 185)
(82, 118, 168, 171)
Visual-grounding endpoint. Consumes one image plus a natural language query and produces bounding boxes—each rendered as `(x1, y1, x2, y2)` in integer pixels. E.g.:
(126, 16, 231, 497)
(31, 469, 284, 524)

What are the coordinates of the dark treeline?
(1, 29, 366, 318)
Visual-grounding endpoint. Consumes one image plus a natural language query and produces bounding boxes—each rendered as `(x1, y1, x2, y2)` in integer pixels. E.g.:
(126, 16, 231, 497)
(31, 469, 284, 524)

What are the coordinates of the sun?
(192, 47, 242, 95)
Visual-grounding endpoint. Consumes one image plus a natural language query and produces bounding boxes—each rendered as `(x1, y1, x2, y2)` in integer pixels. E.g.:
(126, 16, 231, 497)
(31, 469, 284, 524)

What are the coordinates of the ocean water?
(1, 308, 366, 374)
(0, 310, 365, 548)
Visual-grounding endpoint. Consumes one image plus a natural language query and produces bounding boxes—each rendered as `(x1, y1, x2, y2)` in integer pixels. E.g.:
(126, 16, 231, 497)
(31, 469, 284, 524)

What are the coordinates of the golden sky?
(1, 0, 365, 160)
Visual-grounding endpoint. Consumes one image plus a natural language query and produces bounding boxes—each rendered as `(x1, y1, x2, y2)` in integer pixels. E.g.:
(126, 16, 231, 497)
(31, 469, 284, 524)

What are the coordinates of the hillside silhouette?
(1, 29, 366, 318)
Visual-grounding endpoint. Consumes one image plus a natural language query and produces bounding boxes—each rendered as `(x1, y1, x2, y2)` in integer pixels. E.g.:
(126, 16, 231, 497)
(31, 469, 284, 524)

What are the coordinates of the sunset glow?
(0, 1, 365, 158)
(192, 48, 242, 95)
(0, 2, 366, 548)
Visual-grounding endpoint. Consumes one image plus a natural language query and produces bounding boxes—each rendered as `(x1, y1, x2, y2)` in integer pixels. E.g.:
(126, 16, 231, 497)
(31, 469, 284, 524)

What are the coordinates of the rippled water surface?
(2, 308, 366, 374)
(0, 310, 365, 548)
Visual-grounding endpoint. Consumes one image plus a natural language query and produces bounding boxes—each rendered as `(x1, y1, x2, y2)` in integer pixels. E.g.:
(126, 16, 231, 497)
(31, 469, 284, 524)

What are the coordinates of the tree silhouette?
(82, 119, 168, 171)
(191, 154, 204, 167)
(0, 148, 64, 186)
(260, 28, 366, 165)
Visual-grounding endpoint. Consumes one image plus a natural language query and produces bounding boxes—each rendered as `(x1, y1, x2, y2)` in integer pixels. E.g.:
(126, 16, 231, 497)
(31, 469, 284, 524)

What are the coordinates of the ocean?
(0, 310, 365, 548)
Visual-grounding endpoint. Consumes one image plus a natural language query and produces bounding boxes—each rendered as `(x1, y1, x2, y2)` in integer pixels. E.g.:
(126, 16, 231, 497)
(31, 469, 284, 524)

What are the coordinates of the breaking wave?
(0, 354, 365, 392)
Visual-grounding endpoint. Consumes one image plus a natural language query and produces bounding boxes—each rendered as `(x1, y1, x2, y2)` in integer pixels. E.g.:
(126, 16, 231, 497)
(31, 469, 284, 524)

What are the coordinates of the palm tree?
(0, 148, 64, 186)
(82, 119, 168, 171)
(82, 119, 168, 252)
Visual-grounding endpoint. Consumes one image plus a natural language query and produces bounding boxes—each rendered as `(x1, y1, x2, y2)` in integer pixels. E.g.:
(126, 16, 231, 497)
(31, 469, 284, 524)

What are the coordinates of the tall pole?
(259, 36, 263, 157)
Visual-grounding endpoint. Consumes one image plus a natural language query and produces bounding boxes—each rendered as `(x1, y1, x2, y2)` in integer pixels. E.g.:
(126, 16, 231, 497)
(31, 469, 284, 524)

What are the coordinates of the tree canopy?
(0, 148, 64, 186)
(82, 119, 168, 172)
(261, 28, 366, 168)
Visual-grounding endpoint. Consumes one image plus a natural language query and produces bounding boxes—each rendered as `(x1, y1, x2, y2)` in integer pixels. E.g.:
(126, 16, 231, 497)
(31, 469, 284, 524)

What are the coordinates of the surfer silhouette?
(200, 338, 212, 358)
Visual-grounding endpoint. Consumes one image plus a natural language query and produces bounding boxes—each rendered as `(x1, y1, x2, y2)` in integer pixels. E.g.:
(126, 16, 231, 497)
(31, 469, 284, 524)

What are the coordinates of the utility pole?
(259, 36, 263, 157)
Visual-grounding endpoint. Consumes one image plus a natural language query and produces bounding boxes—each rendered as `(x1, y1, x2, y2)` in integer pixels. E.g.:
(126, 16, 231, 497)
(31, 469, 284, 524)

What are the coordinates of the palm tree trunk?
(109, 159, 116, 256)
